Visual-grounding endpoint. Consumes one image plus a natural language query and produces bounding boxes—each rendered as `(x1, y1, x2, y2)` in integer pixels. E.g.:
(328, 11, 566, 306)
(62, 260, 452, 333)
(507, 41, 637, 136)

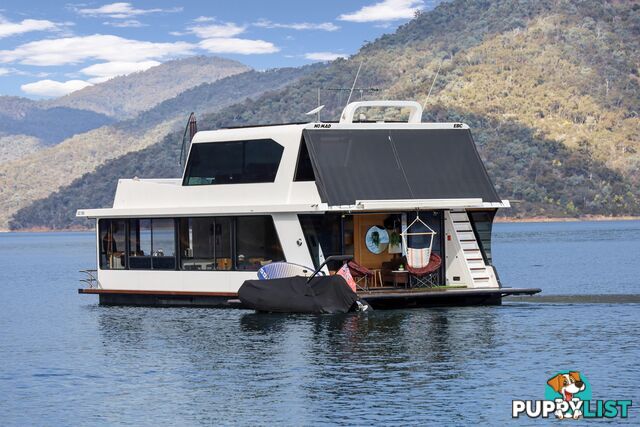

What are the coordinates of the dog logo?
(546, 372, 587, 419)
(512, 370, 632, 419)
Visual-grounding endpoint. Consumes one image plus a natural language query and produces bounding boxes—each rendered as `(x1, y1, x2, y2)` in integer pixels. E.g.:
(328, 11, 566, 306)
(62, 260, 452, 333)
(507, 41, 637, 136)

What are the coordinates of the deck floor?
(358, 286, 541, 309)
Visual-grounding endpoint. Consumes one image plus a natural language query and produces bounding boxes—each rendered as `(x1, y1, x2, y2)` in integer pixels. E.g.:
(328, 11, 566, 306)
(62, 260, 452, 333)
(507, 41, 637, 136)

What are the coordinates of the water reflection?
(5, 228, 640, 425)
(93, 306, 503, 424)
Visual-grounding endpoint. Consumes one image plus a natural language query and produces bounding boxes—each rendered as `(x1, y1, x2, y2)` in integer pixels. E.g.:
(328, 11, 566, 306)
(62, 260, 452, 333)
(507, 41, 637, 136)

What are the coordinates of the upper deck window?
(294, 138, 315, 181)
(183, 139, 284, 186)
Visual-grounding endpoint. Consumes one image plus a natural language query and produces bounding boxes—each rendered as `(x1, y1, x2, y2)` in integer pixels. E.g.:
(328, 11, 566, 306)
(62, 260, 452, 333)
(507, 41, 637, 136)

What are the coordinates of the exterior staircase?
(450, 210, 493, 287)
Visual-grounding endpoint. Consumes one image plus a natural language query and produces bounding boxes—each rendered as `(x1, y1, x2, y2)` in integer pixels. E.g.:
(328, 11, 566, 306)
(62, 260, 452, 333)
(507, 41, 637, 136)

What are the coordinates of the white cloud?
(21, 79, 92, 97)
(193, 16, 215, 23)
(0, 34, 194, 66)
(182, 18, 278, 54)
(80, 60, 160, 82)
(254, 19, 339, 32)
(189, 23, 246, 38)
(304, 52, 347, 61)
(199, 38, 279, 55)
(338, 0, 423, 22)
(103, 19, 146, 28)
(75, 2, 181, 19)
(0, 16, 66, 38)
(0, 67, 48, 77)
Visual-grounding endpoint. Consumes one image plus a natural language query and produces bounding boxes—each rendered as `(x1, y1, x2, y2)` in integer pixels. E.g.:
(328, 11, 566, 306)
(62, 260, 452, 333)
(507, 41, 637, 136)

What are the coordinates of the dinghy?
(239, 256, 360, 314)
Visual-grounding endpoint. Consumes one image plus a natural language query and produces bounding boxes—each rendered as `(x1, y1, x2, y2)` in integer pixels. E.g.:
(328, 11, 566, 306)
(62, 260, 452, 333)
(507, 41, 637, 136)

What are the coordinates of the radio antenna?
(346, 61, 363, 106)
(422, 58, 444, 110)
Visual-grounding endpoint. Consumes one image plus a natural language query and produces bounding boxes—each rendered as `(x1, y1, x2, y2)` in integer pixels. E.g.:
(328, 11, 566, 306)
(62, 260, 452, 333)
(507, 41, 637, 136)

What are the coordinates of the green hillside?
(9, 0, 640, 230)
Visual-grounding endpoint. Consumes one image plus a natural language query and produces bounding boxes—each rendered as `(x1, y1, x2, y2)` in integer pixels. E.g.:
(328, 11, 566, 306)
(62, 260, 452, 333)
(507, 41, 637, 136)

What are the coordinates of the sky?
(0, 0, 441, 98)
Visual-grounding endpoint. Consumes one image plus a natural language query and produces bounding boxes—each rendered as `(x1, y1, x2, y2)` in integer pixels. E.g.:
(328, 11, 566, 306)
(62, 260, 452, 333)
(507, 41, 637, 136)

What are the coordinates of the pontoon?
(77, 101, 540, 309)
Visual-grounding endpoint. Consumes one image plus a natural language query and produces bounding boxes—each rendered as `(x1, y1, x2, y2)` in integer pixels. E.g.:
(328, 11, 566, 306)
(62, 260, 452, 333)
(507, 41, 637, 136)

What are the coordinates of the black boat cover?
(238, 275, 358, 314)
(302, 128, 501, 206)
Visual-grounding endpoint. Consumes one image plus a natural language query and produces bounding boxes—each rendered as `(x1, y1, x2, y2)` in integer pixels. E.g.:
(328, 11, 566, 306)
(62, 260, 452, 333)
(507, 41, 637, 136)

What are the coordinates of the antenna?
(305, 105, 325, 122)
(346, 61, 363, 106)
(422, 58, 444, 110)
(313, 87, 379, 121)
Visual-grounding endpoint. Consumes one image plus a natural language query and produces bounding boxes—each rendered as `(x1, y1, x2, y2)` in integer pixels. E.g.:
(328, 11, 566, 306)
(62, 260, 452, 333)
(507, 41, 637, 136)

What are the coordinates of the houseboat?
(77, 100, 540, 309)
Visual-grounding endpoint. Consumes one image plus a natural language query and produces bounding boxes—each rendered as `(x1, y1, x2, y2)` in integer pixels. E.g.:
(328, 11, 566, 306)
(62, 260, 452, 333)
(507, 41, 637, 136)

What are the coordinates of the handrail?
(339, 100, 423, 124)
(79, 269, 101, 289)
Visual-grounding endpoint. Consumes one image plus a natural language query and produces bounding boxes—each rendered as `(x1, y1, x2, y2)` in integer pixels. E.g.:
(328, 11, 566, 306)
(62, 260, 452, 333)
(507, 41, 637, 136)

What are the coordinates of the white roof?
(77, 101, 506, 219)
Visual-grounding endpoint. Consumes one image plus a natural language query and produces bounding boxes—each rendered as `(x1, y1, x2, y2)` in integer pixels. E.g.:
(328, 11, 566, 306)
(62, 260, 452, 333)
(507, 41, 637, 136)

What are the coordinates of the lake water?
(0, 221, 638, 425)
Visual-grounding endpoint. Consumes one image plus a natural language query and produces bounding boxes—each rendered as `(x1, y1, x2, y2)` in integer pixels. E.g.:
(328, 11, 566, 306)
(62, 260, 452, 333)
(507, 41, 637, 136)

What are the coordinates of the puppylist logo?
(512, 371, 632, 420)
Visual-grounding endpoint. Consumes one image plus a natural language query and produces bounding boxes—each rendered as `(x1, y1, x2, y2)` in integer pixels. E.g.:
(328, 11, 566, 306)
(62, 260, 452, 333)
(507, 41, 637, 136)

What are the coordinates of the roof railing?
(339, 100, 423, 124)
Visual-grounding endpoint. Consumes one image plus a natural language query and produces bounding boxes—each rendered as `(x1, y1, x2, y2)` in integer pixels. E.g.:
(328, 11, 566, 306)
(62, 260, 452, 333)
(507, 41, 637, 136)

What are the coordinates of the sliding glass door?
(179, 217, 233, 271)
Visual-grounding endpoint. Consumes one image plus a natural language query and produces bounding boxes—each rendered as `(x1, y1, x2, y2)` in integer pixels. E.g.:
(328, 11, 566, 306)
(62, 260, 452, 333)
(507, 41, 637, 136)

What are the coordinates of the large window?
(179, 217, 233, 270)
(99, 219, 126, 270)
(98, 216, 284, 272)
(128, 218, 176, 270)
(236, 216, 285, 271)
(183, 139, 284, 186)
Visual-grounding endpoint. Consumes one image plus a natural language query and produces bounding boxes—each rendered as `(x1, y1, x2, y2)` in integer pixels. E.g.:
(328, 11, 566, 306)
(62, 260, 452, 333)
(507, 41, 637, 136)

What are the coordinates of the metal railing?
(79, 269, 101, 289)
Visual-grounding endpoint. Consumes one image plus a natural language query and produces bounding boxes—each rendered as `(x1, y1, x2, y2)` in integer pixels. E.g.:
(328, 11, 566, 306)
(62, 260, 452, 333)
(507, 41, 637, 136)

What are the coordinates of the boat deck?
(79, 286, 541, 309)
(358, 287, 541, 309)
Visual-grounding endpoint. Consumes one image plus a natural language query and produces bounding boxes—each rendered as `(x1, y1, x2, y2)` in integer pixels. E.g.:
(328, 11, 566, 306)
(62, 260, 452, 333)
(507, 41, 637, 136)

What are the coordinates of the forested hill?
(116, 65, 324, 134)
(43, 56, 250, 118)
(0, 64, 317, 230)
(0, 103, 114, 146)
(9, 0, 640, 230)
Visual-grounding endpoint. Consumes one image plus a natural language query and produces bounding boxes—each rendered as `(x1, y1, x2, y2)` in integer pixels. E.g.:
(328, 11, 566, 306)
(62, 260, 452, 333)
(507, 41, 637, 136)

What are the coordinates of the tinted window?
(152, 219, 176, 270)
(97, 216, 284, 272)
(99, 219, 126, 270)
(129, 219, 151, 269)
(468, 210, 496, 264)
(128, 218, 176, 270)
(179, 217, 233, 271)
(299, 214, 348, 269)
(183, 139, 284, 186)
(236, 216, 285, 271)
(294, 138, 315, 181)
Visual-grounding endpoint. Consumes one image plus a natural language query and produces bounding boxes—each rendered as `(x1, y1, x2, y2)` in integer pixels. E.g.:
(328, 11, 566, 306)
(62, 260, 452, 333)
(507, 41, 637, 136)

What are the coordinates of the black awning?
(302, 128, 501, 206)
